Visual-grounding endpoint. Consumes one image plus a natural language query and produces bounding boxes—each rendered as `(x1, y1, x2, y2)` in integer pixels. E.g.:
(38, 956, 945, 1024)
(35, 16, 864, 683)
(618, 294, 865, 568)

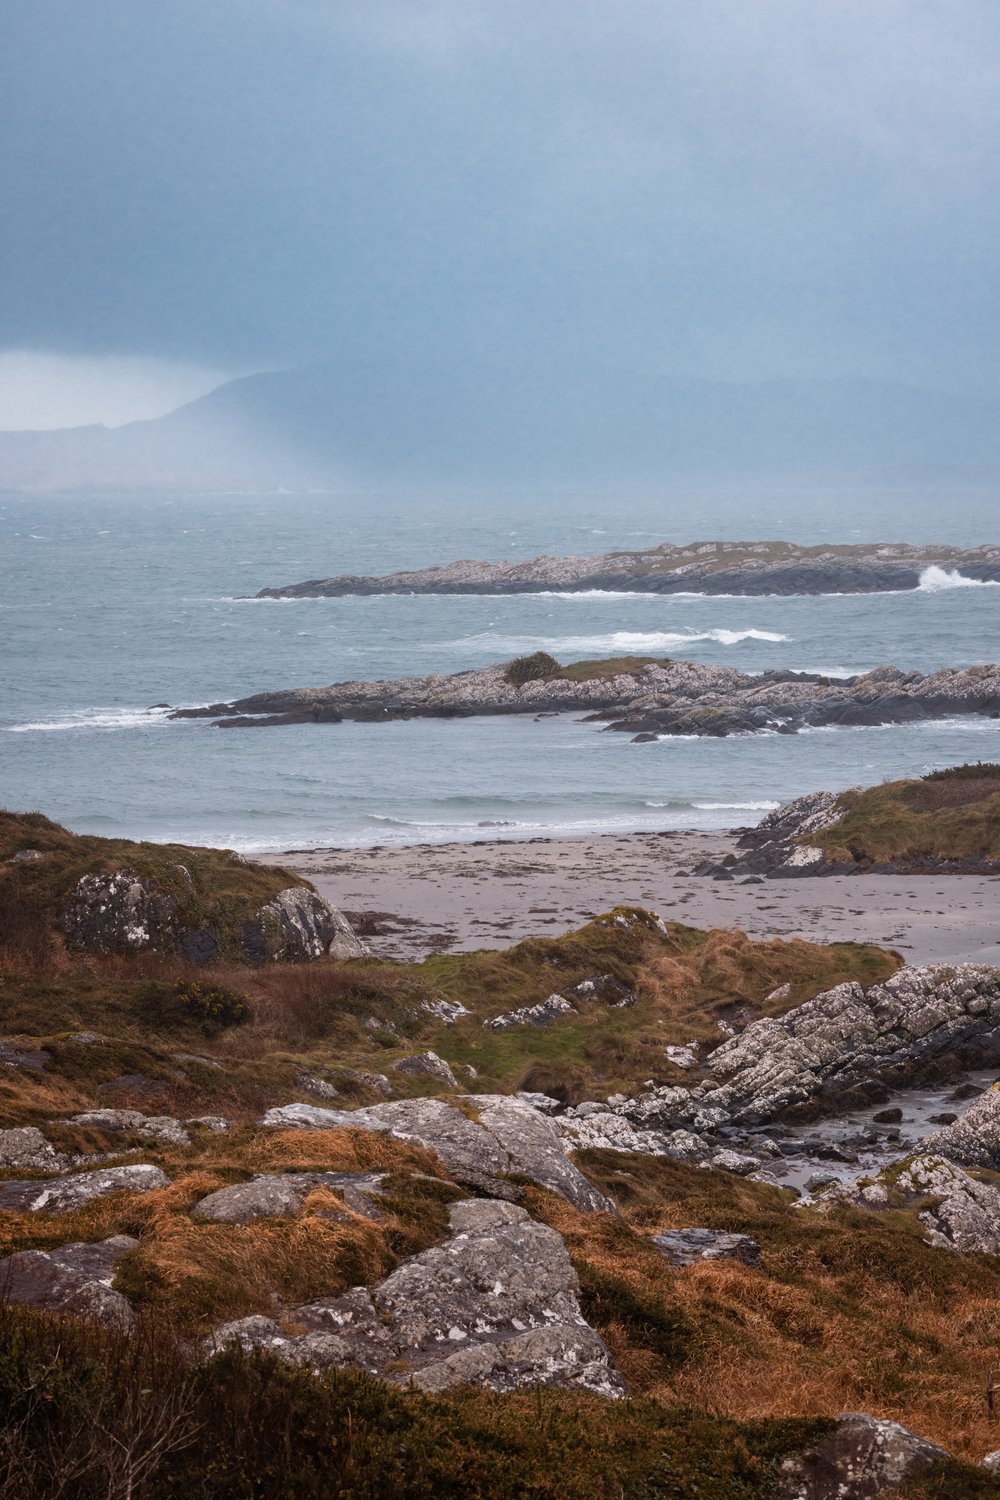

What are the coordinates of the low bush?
(504, 651, 560, 686)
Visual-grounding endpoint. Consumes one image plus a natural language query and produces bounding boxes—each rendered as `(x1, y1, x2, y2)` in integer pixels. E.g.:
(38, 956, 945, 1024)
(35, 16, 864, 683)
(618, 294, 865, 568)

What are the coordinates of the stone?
(0, 1126, 69, 1172)
(563, 974, 634, 1007)
(778, 1411, 949, 1498)
(823, 1154, 1000, 1257)
(981, 1450, 1000, 1471)
(0, 1041, 50, 1071)
(664, 1044, 700, 1069)
(652, 1229, 762, 1268)
(210, 1200, 624, 1397)
(710, 1150, 761, 1175)
(0, 1164, 169, 1214)
(392, 1051, 458, 1088)
(422, 998, 470, 1024)
(186, 1115, 231, 1132)
(872, 1107, 903, 1124)
(242, 886, 369, 962)
(923, 1084, 1000, 1168)
(296, 1073, 340, 1100)
(484, 994, 576, 1031)
(192, 1172, 387, 1225)
(0, 1235, 138, 1330)
(68, 1109, 191, 1147)
(261, 1095, 615, 1212)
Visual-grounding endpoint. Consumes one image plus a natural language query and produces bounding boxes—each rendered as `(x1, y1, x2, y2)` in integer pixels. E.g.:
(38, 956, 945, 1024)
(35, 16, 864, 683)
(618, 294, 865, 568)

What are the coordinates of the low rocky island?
(170, 652, 1000, 739)
(254, 538, 1000, 598)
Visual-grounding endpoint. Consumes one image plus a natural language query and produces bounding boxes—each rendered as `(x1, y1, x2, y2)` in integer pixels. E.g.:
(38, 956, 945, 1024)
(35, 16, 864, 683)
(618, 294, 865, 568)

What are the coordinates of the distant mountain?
(2, 362, 1000, 491)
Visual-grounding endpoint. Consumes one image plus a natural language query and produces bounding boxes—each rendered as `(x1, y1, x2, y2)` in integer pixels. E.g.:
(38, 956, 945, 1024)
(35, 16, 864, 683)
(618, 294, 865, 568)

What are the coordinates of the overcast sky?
(3, 0, 1000, 427)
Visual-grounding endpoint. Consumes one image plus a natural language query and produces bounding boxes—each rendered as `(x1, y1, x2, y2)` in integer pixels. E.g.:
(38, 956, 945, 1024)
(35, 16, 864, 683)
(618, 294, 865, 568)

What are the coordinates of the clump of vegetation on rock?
(504, 650, 561, 686)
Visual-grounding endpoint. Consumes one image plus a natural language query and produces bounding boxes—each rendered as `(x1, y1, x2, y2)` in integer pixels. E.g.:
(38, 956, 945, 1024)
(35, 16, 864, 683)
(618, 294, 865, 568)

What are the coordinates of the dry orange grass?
(241, 1126, 444, 1176)
(529, 1184, 1000, 1461)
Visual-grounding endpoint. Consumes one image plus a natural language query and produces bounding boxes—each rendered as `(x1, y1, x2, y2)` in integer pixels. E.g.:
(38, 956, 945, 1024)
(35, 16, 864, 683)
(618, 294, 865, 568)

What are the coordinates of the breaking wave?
(452, 628, 790, 653)
(918, 566, 1000, 591)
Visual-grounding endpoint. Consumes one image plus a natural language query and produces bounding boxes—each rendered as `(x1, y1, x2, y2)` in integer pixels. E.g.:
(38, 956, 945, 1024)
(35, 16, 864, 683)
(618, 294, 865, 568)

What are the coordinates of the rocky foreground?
(171, 655, 1000, 739)
(255, 538, 1000, 598)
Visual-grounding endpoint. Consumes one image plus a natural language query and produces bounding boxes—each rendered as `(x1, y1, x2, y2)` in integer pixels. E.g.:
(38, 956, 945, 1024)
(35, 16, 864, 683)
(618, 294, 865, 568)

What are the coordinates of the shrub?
(504, 651, 560, 686)
(140, 979, 250, 1030)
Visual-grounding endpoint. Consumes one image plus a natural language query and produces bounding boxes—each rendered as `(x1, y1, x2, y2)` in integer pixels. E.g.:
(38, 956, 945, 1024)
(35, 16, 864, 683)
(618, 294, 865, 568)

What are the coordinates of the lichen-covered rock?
(69, 1108, 191, 1147)
(242, 886, 369, 962)
(484, 995, 576, 1031)
(261, 1095, 614, 1213)
(0, 1164, 169, 1214)
(0, 1126, 69, 1172)
(827, 1154, 1000, 1256)
(62, 870, 367, 966)
(192, 1172, 386, 1225)
(391, 1051, 458, 1088)
(652, 1229, 763, 1268)
(923, 1084, 1000, 1169)
(210, 1200, 624, 1397)
(63, 870, 179, 955)
(704, 965, 1000, 1125)
(778, 1411, 949, 1498)
(0, 1235, 138, 1330)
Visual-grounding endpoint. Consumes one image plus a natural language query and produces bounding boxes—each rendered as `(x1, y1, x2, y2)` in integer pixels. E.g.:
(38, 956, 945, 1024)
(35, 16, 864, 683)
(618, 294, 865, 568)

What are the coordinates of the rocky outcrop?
(210, 1199, 624, 1397)
(652, 1229, 763, 1268)
(777, 1412, 949, 1499)
(170, 657, 1000, 741)
(701, 965, 1000, 1125)
(0, 1164, 169, 1214)
(0, 1235, 138, 1330)
(261, 1096, 615, 1213)
(69, 1108, 192, 1147)
(191, 1172, 387, 1225)
(63, 873, 366, 964)
(829, 1155, 1000, 1256)
(254, 540, 1000, 599)
(485, 994, 577, 1030)
(923, 1085, 1000, 1168)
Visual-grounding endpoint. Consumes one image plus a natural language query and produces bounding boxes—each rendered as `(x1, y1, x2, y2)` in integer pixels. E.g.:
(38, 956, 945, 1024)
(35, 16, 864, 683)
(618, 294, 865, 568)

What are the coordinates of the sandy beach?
(258, 829, 1000, 967)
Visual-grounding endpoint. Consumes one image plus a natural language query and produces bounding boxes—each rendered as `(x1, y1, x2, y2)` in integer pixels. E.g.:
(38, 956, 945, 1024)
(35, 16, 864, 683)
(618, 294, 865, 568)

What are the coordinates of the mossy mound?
(811, 764, 1000, 867)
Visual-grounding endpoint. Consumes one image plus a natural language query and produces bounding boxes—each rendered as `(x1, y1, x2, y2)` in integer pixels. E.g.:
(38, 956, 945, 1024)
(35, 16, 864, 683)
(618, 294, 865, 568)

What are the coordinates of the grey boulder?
(392, 1051, 458, 1088)
(0, 1126, 69, 1172)
(69, 1108, 191, 1147)
(261, 1095, 614, 1212)
(0, 1235, 138, 1330)
(192, 1172, 386, 1224)
(211, 1200, 624, 1397)
(0, 1164, 169, 1214)
(923, 1085, 1000, 1169)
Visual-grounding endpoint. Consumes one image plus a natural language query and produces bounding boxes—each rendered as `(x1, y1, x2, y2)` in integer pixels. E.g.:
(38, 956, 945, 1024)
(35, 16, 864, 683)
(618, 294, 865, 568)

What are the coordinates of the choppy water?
(2, 488, 1000, 849)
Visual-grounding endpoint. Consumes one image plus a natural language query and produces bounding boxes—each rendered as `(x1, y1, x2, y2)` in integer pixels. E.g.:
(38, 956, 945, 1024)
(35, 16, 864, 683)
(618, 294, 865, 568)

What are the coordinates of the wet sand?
(258, 829, 1000, 967)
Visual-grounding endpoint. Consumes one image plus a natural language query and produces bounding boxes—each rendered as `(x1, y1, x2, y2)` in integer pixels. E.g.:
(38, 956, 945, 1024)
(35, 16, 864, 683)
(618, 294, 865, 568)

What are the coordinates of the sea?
(2, 486, 999, 852)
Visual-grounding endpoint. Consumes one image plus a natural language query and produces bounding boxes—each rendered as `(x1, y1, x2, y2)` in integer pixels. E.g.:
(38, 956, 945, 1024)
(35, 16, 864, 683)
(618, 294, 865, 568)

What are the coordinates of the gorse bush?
(504, 651, 560, 686)
(175, 981, 250, 1026)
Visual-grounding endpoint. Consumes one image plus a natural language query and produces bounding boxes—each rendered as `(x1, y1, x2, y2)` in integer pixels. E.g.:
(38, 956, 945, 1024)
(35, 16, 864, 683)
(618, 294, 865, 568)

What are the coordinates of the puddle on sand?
(757, 1070, 998, 1196)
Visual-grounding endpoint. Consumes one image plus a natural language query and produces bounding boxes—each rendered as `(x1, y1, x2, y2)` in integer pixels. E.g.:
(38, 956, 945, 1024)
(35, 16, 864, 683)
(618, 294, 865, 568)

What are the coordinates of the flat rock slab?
(0, 1164, 169, 1214)
(192, 1172, 387, 1224)
(211, 1199, 624, 1397)
(778, 1411, 949, 1499)
(652, 1229, 763, 1268)
(261, 1095, 615, 1213)
(69, 1109, 191, 1147)
(0, 1235, 138, 1329)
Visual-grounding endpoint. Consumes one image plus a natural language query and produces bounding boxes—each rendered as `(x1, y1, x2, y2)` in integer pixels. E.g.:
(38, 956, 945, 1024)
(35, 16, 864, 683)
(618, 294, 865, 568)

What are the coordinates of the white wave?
(918, 566, 1000, 591)
(5, 706, 175, 733)
(692, 800, 781, 811)
(454, 628, 790, 653)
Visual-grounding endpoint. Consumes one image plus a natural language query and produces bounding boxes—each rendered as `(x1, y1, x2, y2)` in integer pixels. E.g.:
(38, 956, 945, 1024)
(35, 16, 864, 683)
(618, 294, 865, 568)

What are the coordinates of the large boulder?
(261, 1095, 615, 1213)
(0, 1235, 138, 1330)
(0, 1164, 169, 1214)
(210, 1200, 624, 1397)
(62, 872, 366, 965)
(778, 1411, 949, 1498)
(0, 1126, 69, 1172)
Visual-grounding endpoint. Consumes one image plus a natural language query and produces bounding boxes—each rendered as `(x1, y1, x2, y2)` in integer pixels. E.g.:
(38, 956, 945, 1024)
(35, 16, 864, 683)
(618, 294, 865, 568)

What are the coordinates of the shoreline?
(252, 827, 1000, 968)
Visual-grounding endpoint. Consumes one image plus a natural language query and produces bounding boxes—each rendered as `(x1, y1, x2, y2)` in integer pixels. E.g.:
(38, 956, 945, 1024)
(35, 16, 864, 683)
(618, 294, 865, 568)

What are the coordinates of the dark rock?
(0, 1041, 51, 1071)
(0, 1235, 138, 1330)
(872, 1107, 903, 1124)
(651, 1228, 762, 1268)
(929, 1111, 958, 1125)
(778, 1411, 949, 1498)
